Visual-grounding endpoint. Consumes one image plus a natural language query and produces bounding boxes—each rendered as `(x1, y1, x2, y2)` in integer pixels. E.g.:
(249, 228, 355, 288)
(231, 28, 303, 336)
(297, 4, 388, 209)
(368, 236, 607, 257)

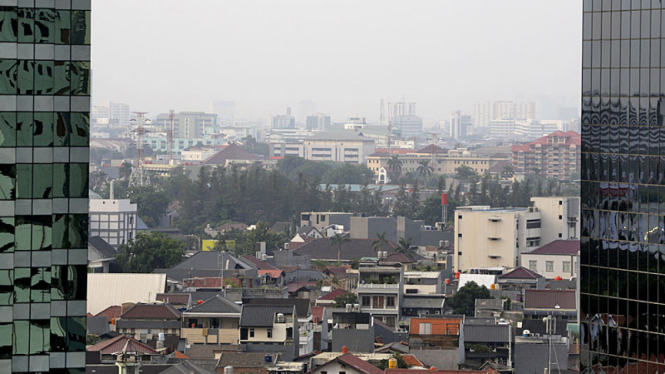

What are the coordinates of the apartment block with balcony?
(511, 131, 580, 181)
(356, 265, 403, 328)
(403, 271, 443, 295)
(115, 303, 182, 342)
(239, 305, 300, 361)
(181, 295, 241, 345)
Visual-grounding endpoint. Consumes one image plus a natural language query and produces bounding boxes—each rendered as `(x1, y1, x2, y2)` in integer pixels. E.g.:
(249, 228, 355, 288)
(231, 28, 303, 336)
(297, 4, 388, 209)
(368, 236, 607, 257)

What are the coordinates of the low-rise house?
(401, 294, 446, 319)
(475, 299, 506, 318)
(95, 305, 122, 331)
(523, 290, 576, 320)
(293, 238, 396, 264)
(308, 352, 383, 374)
(514, 334, 569, 374)
(496, 267, 545, 294)
(408, 316, 464, 370)
(285, 268, 327, 284)
(356, 264, 403, 327)
(181, 295, 241, 345)
(312, 306, 330, 352)
(331, 311, 375, 353)
(463, 323, 512, 369)
(88, 236, 117, 273)
(520, 240, 579, 280)
(404, 271, 443, 294)
(239, 305, 300, 360)
(259, 269, 286, 287)
(116, 303, 182, 342)
(159, 251, 257, 288)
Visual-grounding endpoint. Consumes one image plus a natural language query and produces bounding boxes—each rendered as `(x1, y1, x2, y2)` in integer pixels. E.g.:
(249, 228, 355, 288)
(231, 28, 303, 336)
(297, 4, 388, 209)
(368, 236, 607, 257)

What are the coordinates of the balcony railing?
(357, 283, 400, 289)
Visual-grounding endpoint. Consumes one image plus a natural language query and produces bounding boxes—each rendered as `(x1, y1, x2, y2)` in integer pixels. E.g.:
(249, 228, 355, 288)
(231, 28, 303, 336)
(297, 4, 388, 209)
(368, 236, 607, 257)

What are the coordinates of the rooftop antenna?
(128, 112, 152, 188)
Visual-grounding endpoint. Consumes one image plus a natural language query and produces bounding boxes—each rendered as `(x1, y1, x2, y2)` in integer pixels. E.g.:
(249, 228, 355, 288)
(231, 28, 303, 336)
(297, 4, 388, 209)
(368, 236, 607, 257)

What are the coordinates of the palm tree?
(119, 161, 133, 180)
(397, 236, 416, 258)
(371, 232, 389, 252)
(417, 159, 433, 183)
(330, 233, 350, 262)
(387, 155, 403, 181)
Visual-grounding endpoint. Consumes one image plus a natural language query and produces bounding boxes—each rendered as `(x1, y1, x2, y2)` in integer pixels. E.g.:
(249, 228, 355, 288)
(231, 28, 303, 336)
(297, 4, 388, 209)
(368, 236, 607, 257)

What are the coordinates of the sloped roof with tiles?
(318, 288, 346, 301)
(240, 255, 278, 270)
(185, 295, 241, 314)
(95, 305, 122, 323)
(120, 303, 181, 320)
(156, 293, 191, 305)
(498, 267, 543, 280)
(526, 240, 580, 255)
(87, 335, 158, 355)
(259, 269, 284, 278)
(312, 353, 383, 374)
(202, 144, 258, 165)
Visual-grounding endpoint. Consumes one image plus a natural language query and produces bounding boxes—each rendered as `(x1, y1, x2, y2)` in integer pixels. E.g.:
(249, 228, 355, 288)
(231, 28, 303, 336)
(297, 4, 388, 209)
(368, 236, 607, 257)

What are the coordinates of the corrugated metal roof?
(239, 305, 295, 327)
(87, 274, 166, 315)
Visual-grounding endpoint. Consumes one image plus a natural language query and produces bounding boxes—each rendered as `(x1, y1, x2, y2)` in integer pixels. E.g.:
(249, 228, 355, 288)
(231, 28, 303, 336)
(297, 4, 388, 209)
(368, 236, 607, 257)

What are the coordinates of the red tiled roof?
(382, 253, 414, 264)
(202, 144, 258, 165)
(527, 240, 580, 255)
(120, 303, 181, 320)
(336, 353, 383, 374)
(174, 351, 189, 359)
(511, 130, 581, 152)
(400, 354, 424, 368)
(87, 335, 158, 355)
(326, 266, 350, 275)
(241, 255, 278, 270)
(416, 144, 448, 154)
(318, 288, 346, 301)
(498, 267, 543, 280)
(524, 290, 576, 310)
(95, 305, 122, 323)
(259, 269, 284, 279)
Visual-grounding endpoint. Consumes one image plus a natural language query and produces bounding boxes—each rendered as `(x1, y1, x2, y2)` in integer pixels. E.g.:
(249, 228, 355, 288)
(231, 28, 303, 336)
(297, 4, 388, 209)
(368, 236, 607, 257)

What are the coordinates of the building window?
(419, 322, 432, 335)
(558, 215, 562, 220)
(372, 296, 384, 309)
(386, 296, 395, 308)
(267, 329, 272, 338)
(249, 329, 255, 338)
(546, 261, 554, 272)
(562, 261, 571, 273)
(529, 261, 537, 271)
(362, 296, 370, 306)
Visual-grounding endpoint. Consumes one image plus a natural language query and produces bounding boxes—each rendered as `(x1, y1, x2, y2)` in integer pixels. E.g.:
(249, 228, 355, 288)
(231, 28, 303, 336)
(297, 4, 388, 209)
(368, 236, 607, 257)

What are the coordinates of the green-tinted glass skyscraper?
(0, 0, 90, 372)
(581, 0, 665, 372)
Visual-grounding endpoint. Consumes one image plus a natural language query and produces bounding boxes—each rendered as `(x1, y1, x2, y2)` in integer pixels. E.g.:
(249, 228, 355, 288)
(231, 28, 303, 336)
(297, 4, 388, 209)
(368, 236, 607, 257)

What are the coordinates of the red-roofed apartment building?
(511, 130, 581, 180)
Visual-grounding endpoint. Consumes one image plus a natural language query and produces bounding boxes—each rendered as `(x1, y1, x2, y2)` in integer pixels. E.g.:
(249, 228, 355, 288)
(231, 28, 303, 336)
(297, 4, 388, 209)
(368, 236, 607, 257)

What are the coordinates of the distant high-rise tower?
(450, 111, 471, 140)
(580, 1, 665, 373)
(0, 3, 91, 372)
(209, 101, 235, 125)
(473, 101, 492, 130)
(389, 101, 422, 139)
(297, 100, 316, 126)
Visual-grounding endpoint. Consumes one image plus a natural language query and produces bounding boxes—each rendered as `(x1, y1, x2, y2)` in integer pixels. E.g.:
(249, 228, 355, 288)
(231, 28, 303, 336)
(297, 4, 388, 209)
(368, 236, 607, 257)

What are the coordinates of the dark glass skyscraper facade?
(0, 1, 90, 373)
(581, 0, 665, 372)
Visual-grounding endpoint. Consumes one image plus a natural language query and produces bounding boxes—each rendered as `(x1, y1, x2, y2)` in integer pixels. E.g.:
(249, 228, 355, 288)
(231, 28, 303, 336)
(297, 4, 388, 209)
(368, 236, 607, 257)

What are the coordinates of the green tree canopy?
(114, 232, 185, 273)
(447, 281, 491, 316)
(128, 186, 169, 227)
(334, 291, 358, 307)
(322, 164, 374, 185)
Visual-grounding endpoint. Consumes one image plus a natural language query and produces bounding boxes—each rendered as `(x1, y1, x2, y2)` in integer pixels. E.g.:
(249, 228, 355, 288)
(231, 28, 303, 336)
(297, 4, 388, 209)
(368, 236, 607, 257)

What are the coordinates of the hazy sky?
(92, 0, 582, 122)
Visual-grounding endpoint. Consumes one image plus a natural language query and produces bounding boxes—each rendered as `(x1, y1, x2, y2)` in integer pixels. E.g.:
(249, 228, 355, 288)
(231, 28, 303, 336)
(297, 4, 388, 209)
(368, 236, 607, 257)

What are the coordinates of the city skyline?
(91, 0, 582, 122)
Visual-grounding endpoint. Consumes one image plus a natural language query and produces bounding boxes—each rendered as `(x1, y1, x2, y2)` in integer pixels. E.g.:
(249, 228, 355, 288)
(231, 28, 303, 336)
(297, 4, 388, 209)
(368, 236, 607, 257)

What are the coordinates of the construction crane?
(128, 112, 152, 188)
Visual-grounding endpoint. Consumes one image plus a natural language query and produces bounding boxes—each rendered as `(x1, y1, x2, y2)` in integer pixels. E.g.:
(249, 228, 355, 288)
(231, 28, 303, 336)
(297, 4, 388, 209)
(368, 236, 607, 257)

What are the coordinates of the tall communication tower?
(128, 112, 152, 188)
(167, 109, 175, 163)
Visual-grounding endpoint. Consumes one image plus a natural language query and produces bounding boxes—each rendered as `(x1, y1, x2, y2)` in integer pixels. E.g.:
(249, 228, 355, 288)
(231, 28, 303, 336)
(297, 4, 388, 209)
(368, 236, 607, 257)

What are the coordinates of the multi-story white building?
(92, 101, 131, 128)
(489, 119, 516, 136)
(269, 108, 296, 129)
(154, 111, 218, 139)
(89, 198, 138, 248)
(454, 196, 579, 272)
(356, 265, 403, 328)
(530, 196, 580, 243)
(473, 101, 492, 131)
(209, 100, 236, 125)
(450, 111, 472, 139)
(303, 132, 376, 164)
(454, 206, 542, 271)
